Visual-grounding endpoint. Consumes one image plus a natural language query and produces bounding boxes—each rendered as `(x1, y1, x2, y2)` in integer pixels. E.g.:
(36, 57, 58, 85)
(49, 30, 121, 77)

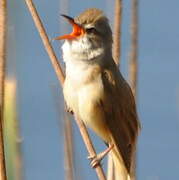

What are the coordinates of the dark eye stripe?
(86, 27, 97, 34)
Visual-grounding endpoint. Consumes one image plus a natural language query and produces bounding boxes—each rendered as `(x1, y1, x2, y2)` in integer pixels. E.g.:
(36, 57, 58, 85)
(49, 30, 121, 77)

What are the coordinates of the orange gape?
(54, 15, 85, 40)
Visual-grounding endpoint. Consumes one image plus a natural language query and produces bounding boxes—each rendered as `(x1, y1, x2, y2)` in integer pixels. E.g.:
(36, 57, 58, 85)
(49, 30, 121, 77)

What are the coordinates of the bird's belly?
(78, 81, 103, 124)
(64, 76, 104, 118)
(64, 77, 110, 142)
(78, 84, 110, 141)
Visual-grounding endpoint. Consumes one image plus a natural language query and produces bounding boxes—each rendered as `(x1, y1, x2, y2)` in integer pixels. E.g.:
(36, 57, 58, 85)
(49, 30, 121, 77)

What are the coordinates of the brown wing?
(100, 62, 140, 173)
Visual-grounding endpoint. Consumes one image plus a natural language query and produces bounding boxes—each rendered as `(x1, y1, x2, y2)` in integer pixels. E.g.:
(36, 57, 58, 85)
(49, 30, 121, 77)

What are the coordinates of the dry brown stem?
(64, 113, 74, 180)
(129, 0, 138, 99)
(25, 0, 106, 179)
(129, 0, 139, 179)
(74, 114, 106, 180)
(113, 0, 122, 66)
(108, 1, 123, 179)
(0, 0, 7, 179)
(25, 0, 65, 85)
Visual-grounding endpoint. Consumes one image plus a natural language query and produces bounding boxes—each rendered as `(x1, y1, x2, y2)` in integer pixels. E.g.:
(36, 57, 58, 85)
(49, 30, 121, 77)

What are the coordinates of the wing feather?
(100, 61, 140, 173)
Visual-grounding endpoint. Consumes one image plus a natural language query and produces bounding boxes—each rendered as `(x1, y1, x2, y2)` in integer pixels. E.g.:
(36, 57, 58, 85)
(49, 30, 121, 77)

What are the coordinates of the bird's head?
(55, 8, 113, 61)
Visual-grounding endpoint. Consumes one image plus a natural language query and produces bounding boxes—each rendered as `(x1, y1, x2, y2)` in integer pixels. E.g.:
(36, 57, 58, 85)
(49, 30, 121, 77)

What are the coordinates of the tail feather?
(110, 149, 130, 180)
(109, 136, 131, 180)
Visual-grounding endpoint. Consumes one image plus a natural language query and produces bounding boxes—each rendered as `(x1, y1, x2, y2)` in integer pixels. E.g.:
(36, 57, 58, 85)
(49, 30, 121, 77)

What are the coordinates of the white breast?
(62, 39, 113, 142)
(62, 38, 105, 119)
(63, 59, 103, 113)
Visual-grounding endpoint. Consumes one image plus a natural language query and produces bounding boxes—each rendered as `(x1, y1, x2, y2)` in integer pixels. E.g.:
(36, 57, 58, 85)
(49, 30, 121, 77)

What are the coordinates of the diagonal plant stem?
(25, 0, 65, 85)
(25, 0, 106, 179)
(0, 0, 7, 179)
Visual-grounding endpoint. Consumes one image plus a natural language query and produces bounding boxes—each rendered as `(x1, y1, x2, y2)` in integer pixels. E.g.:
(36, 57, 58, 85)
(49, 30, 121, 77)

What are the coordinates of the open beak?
(54, 14, 84, 40)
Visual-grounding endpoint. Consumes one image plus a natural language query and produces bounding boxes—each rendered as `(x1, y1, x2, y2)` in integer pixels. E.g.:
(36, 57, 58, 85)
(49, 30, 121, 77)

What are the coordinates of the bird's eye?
(86, 27, 97, 34)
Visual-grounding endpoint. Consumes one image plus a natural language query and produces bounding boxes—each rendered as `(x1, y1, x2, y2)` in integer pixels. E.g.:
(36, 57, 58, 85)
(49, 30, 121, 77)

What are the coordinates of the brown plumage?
(58, 8, 140, 180)
(100, 59, 140, 174)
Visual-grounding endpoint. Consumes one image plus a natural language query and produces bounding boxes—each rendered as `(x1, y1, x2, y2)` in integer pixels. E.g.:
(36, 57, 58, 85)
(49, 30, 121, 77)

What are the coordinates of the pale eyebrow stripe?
(84, 24, 95, 29)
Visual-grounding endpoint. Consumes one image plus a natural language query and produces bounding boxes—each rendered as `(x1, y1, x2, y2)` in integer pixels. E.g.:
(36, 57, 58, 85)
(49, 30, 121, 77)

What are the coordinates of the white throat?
(62, 36, 105, 83)
(61, 36, 105, 63)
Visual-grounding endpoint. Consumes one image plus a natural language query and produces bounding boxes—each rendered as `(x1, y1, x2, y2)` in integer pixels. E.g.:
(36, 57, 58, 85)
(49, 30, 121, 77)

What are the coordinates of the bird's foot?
(87, 144, 114, 168)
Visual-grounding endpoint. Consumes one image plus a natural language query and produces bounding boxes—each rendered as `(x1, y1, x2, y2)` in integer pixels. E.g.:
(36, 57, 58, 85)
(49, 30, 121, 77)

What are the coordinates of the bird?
(54, 8, 140, 180)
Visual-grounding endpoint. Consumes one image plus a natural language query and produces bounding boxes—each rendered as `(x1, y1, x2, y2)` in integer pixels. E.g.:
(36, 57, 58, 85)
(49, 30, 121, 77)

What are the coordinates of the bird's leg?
(87, 144, 114, 168)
